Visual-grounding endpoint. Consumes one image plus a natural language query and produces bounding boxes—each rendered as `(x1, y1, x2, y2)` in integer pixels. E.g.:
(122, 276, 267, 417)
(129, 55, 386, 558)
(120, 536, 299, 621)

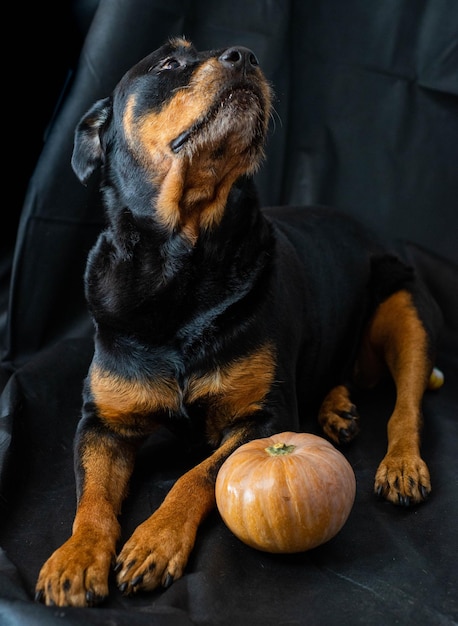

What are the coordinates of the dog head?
(72, 37, 272, 240)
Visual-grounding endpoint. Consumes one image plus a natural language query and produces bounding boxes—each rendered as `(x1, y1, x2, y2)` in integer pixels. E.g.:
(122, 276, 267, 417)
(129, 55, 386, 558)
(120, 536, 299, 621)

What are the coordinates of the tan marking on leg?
(116, 429, 250, 594)
(367, 290, 434, 504)
(36, 434, 137, 607)
(112, 345, 275, 593)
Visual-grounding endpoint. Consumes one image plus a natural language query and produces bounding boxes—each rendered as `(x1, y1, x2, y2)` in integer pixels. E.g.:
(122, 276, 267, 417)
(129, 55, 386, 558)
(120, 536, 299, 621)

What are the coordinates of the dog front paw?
(318, 385, 360, 445)
(374, 453, 431, 506)
(115, 512, 194, 595)
(35, 534, 114, 607)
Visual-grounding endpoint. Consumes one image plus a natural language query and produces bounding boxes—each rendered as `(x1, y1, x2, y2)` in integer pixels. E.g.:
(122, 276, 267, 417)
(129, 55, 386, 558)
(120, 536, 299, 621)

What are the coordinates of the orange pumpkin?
(215, 431, 356, 553)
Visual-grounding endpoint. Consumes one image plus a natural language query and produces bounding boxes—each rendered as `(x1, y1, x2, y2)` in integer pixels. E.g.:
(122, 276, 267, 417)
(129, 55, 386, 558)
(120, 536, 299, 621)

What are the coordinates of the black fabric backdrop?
(1, 1, 458, 624)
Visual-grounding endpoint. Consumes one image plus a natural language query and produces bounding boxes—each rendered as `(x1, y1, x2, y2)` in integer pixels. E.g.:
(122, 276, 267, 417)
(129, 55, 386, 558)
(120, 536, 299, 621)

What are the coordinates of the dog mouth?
(170, 85, 267, 155)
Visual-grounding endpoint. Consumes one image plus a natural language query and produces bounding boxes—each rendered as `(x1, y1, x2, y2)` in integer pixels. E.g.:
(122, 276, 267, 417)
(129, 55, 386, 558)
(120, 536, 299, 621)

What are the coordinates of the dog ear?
(71, 97, 113, 184)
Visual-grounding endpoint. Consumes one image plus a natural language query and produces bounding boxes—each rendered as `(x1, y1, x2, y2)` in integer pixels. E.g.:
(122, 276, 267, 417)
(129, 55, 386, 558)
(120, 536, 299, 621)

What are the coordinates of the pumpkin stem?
(265, 442, 296, 456)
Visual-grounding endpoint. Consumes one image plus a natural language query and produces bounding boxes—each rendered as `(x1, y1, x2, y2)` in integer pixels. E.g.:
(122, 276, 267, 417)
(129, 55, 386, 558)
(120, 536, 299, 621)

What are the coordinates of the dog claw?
(35, 590, 44, 603)
(420, 485, 430, 500)
(85, 589, 105, 606)
(113, 561, 122, 573)
(338, 428, 350, 441)
(398, 494, 410, 507)
(163, 573, 174, 588)
(337, 422, 359, 444)
(375, 485, 384, 499)
(339, 406, 359, 420)
(131, 575, 143, 587)
(119, 582, 128, 594)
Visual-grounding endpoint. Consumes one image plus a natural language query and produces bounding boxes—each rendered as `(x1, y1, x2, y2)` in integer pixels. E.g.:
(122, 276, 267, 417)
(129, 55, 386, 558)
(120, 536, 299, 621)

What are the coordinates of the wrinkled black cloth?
(1, 1, 457, 624)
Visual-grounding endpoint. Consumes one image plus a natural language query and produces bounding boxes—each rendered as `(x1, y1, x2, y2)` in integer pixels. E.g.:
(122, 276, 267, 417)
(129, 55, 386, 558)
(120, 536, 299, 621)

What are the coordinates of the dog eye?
(159, 57, 183, 71)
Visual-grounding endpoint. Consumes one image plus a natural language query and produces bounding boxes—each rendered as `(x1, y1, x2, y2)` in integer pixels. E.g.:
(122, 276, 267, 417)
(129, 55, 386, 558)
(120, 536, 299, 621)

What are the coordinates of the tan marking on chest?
(90, 344, 276, 439)
(90, 366, 180, 430)
(186, 344, 276, 444)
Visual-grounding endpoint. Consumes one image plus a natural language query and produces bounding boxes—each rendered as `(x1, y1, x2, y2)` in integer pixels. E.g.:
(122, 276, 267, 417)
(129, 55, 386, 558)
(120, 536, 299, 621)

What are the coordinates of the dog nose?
(219, 46, 259, 71)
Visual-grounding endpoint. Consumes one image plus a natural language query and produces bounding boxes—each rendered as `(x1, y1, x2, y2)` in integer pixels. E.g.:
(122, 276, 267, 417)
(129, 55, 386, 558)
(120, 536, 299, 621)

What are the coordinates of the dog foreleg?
(114, 429, 248, 595)
(35, 420, 137, 607)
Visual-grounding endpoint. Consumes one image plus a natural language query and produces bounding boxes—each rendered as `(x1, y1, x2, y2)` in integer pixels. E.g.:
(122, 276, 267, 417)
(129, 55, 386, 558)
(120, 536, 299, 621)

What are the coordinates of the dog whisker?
(269, 105, 283, 133)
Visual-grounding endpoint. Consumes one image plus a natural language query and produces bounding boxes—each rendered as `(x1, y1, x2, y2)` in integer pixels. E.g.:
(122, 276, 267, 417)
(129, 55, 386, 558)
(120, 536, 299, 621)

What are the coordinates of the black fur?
(35, 38, 441, 608)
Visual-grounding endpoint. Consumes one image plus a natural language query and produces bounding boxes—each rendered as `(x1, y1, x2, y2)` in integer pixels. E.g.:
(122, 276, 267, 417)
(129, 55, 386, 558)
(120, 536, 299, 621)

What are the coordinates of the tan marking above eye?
(169, 36, 192, 49)
(124, 60, 222, 161)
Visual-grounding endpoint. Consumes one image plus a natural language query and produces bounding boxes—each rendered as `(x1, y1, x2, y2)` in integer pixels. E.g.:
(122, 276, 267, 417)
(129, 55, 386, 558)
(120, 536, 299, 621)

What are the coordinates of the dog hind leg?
(360, 288, 438, 505)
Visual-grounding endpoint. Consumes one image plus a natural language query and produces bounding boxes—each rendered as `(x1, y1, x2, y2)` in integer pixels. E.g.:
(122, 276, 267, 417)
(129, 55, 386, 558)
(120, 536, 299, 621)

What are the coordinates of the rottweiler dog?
(36, 37, 443, 607)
